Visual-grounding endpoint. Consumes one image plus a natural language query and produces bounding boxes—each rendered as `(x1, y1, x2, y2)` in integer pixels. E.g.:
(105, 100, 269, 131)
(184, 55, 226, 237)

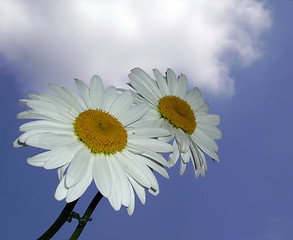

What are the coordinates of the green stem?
(69, 192, 103, 240)
(37, 199, 79, 240)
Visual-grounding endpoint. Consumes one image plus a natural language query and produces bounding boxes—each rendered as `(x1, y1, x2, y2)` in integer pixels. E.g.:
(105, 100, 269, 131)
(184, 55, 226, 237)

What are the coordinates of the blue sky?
(1, 0, 293, 239)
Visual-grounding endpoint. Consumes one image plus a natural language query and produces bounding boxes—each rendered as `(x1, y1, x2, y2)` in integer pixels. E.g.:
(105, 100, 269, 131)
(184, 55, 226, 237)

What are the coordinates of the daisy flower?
(14, 76, 173, 215)
(128, 68, 222, 178)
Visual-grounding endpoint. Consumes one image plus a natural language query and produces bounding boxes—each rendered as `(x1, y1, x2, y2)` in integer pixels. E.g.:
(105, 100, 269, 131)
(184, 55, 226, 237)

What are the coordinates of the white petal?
(176, 74, 188, 98)
(193, 128, 219, 152)
(184, 87, 201, 103)
(62, 87, 87, 112)
(13, 138, 26, 148)
(127, 117, 164, 128)
(190, 131, 219, 162)
(127, 138, 173, 153)
(128, 175, 146, 204)
(179, 161, 187, 175)
(57, 164, 69, 181)
(26, 100, 75, 122)
(25, 133, 76, 150)
(139, 150, 169, 167)
(181, 149, 191, 164)
(130, 68, 163, 100)
(63, 87, 87, 112)
(119, 103, 149, 126)
(196, 113, 221, 126)
(190, 143, 207, 178)
(19, 120, 72, 132)
(190, 97, 205, 112)
(126, 181, 135, 216)
(49, 84, 85, 112)
(55, 177, 68, 201)
(38, 93, 80, 116)
(153, 69, 170, 96)
(75, 78, 90, 108)
(65, 147, 91, 188)
(102, 86, 117, 111)
(107, 156, 123, 211)
(89, 75, 104, 109)
(174, 129, 190, 153)
(19, 128, 73, 144)
(168, 139, 180, 167)
(190, 143, 201, 173)
(17, 110, 68, 123)
(27, 150, 53, 167)
(166, 68, 178, 95)
(119, 151, 152, 189)
(198, 102, 210, 113)
(44, 142, 83, 169)
(148, 186, 159, 196)
(158, 121, 175, 142)
(111, 154, 132, 207)
(129, 73, 158, 105)
(92, 154, 111, 197)
(197, 124, 222, 140)
(108, 91, 133, 118)
(66, 157, 94, 202)
(127, 127, 170, 139)
(138, 155, 169, 179)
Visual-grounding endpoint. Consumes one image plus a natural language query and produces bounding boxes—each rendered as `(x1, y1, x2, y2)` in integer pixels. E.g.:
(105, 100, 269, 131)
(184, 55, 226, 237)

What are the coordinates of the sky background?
(1, 0, 293, 239)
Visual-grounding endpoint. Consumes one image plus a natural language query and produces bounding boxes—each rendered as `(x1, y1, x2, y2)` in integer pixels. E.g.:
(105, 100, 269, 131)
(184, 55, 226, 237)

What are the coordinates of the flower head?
(128, 68, 222, 178)
(14, 75, 173, 215)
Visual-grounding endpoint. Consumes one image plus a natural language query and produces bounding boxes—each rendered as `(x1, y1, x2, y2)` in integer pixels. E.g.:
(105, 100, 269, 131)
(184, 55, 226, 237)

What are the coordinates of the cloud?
(0, 0, 271, 95)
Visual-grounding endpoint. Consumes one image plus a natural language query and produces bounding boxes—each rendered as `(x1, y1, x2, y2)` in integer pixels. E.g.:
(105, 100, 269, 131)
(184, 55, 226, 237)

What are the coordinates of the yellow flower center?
(74, 109, 127, 154)
(158, 96, 196, 134)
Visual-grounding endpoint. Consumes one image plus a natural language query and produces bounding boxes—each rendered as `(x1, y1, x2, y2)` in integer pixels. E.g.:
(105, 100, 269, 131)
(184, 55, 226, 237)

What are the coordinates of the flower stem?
(69, 192, 103, 240)
(37, 199, 79, 240)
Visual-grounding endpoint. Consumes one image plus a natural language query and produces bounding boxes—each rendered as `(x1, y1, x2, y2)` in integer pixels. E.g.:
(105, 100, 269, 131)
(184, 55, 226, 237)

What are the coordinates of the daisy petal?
(119, 151, 152, 189)
(55, 177, 68, 201)
(168, 139, 180, 167)
(102, 86, 117, 111)
(153, 69, 170, 96)
(127, 127, 170, 139)
(107, 156, 123, 211)
(126, 181, 135, 216)
(128, 175, 146, 204)
(44, 142, 83, 169)
(111, 154, 131, 207)
(89, 75, 104, 109)
(166, 68, 178, 95)
(174, 129, 190, 153)
(130, 68, 163, 99)
(197, 124, 222, 140)
(127, 138, 173, 153)
(176, 74, 188, 98)
(66, 157, 94, 202)
(109, 91, 133, 117)
(57, 164, 69, 181)
(196, 113, 221, 126)
(190, 131, 219, 162)
(119, 103, 149, 126)
(75, 78, 90, 108)
(65, 147, 91, 188)
(184, 87, 201, 103)
(93, 154, 111, 197)
(128, 73, 158, 105)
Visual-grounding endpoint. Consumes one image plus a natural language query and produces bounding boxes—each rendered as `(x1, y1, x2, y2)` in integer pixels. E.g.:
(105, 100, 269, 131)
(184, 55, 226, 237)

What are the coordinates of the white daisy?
(128, 68, 222, 178)
(14, 76, 173, 215)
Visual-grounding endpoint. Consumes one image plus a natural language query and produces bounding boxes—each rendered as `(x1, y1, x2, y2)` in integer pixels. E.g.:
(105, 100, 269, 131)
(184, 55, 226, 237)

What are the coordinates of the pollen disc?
(158, 96, 196, 134)
(74, 109, 127, 154)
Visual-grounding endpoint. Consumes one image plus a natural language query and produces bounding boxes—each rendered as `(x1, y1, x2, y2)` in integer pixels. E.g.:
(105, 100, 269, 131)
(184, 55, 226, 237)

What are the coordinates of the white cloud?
(0, 0, 271, 95)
